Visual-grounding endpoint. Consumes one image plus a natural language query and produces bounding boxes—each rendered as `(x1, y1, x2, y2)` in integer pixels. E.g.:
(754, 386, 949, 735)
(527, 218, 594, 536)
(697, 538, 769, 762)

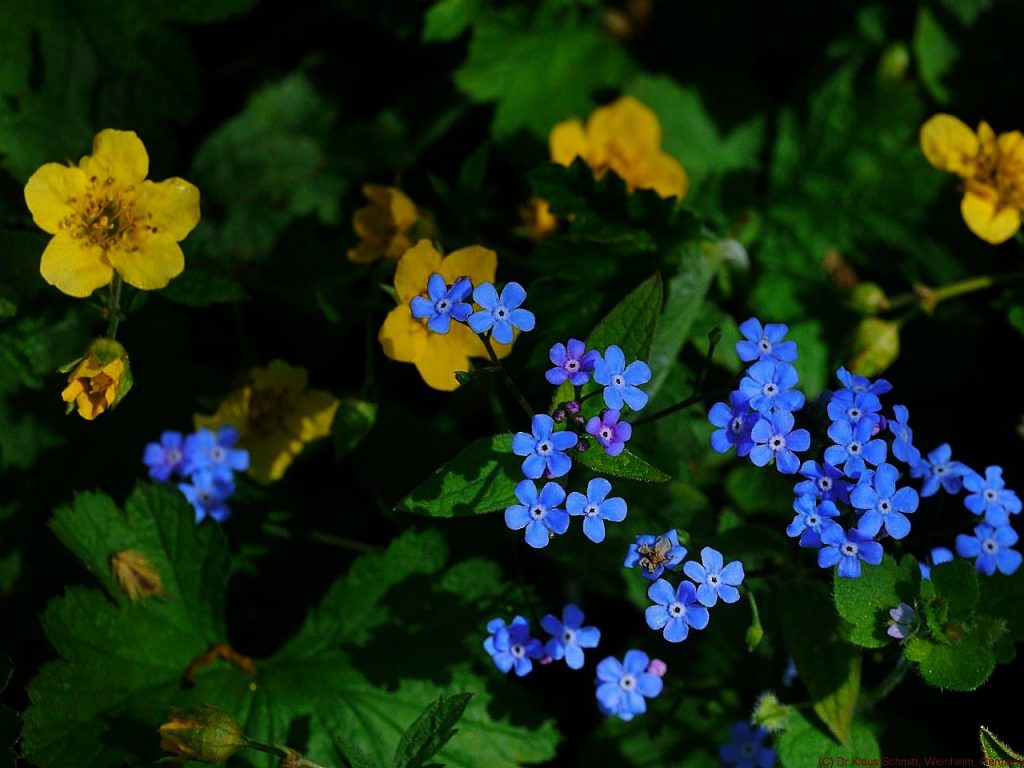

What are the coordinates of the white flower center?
(759, 339, 771, 352)
(585, 504, 599, 517)
(807, 514, 820, 526)
(842, 542, 859, 557)
(167, 449, 181, 463)
(562, 629, 575, 643)
(495, 306, 508, 319)
(770, 434, 786, 451)
(848, 441, 861, 454)
(619, 674, 637, 691)
(730, 418, 743, 433)
(613, 374, 624, 387)
(211, 447, 225, 461)
(536, 441, 552, 455)
(566, 359, 579, 371)
(530, 505, 547, 520)
(819, 477, 833, 491)
(668, 602, 685, 617)
(600, 428, 612, 440)
(984, 489, 998, 501)
(763, 383, 778, 396)
(510, 644, 525, 658)
(983, 538, 998, 554)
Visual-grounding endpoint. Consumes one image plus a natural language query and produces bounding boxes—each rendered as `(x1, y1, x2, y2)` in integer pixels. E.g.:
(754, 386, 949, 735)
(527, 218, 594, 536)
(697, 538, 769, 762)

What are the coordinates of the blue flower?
(787, 496, 842, 548)
(910, 443, 966, 497)
(409, 274, 473, 334)
(817, 526, 884, 579)
(483, 616, 544, 676)
(683, 547, 745, 606)
(851, 463, 919, 540)
(963, 466, 1022, 526)
(709, 391, 758, 456)
(468, 281, 535, 344)
(749, 410, 810, 474)
(956, 524, 1022, 576)
(541, 604, 600, 669)
(919, 546, 954, 580)
(824, 417, 887, 479)
(888, 405, 920, 465)
(566, 477, 627, 543)
(794, 461, 851, 504)
(720, 721, 776, 768)
(585, 409, 632, 456)
(887, 602, 919, 641)
(505, 479, 570, 548)
(546, 338, 599, 386)
(835, 366, 892, 397)
(736, 318, 798, 364)
(826, 389, 882, 427)
(512, 414, 578, 479)
(143, 430, 187, 482)
(183, 427, 250, 481)
(593, 345, 652, 411)
(178, 471, 234, 524)
(595, 650, 663, 721)
(625, 529, 687, 579)
(645, 579, 710, 642)
(738, 360, 805, 415)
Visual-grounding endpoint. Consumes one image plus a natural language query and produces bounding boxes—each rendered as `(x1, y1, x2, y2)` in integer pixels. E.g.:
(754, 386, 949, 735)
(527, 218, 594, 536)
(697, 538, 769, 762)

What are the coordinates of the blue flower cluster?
(484, 603, 601, 675)
(411, 274, 536, 342)
(719, 722, 776, 768)
(143, 427, 250, 523)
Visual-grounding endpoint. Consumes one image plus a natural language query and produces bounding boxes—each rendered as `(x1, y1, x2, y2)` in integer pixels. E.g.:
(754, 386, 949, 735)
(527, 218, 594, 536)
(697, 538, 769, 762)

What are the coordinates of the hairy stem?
(105, 275, 124, 338)
(480, 334, 535, 418)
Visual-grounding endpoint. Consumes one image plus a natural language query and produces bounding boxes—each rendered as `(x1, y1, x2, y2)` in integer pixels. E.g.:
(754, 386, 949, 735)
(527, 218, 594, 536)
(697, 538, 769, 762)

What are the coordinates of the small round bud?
(564, 400, 581, 415)
(847, 282, 891, 315)
(576, 438, 589, 453)
(646, 659, 667, 677)
(751, 691, 793, 733)
(848, 318, 900, 377)
(553, 409, 566, 423)
(159, 705, 246, 763)
(574, 415, 586, 426)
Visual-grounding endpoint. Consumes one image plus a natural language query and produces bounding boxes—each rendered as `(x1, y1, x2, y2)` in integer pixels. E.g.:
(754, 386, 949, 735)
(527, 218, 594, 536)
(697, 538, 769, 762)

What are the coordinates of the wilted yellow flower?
(196, 360, 339, 484)
(347, 184, 432, 263)
(61, 338, 132, 421)
(549, 96, 688, 199)
(378, 240, 513, 391)
(24, 129, 200, 297)
(519, 197, 559, 241)
(159, 705, 246, 763)
(110, 550, 164, 600)
(920, 114, 1024, 244)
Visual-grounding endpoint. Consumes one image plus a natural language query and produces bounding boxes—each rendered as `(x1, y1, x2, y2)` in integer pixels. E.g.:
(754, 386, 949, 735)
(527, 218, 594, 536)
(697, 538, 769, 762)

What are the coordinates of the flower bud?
(646, 658, 667, 677)
(110, 550, 165, 601)
(576, 438, 589, 453)
(878, 43, 910, 82)
(751, 691, 793, 733)
(158, 705, 246, 763)
(553, 409, 566, 423)
(847, 282, 891, 315)
(847, 318, 901, 377)
(564, 400, 581, 415)
(61, 338, 132, 420)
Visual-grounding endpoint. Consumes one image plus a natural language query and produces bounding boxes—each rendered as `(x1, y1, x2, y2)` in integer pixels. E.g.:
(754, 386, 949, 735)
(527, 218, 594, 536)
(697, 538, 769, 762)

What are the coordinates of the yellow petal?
(961, 190, 1021, 244)
(997, 130, 1024, 161)
(23, 163, 87, 234)
(135, 178, 201, 241)
(253, 360, 309, 393)
(294, 389, 339, 442)
(394, 239, 442, 301)
(81, 129, 149, 185)
(440, 244, 497, 286)
(108, 235, 184, 291)
(245, 434, 303, 484)
(195, 388, 251, 435)
(386, 187, 420, 231)
(379, 305, 428, 363)
(549, 119, 589, 166)
(40, 234, 113, 297)
(415, 333, 474, 391)
(920, 114, 978, 175)
(636, 152, 689, 199)
(588, 96, 661, 157)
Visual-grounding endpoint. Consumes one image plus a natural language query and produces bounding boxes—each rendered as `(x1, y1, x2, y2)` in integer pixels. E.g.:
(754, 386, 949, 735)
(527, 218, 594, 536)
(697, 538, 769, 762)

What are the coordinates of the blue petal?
(468, 310, 494, 334)
(427, 312, 451, 334)
(565, 491, 587, 516)
(505, 504, 530, 530)
(491, 319, 514, 344)
(510, 308, 535, 332)
(521, 454, 545, 479)
(500, 281, 527, 308)
(623, 360, 651, 385)
(687, 605, 711, 628)
(551, 431, 579, 451)
(427, 273, 447, 301)
(583, 515, 606, 543)
(599, 497, 627, 523)
(603, 345, 626, 374)
(524, 520, 550, 548)
(602, 385, 625, 410)
(621, 385, 649, 411)
(564, 643, 585, 669)
(645, 605, 670, 630)
(410, 295, 433, 319)
(647, 578, 676, 606)
(544, 506, 570, 534)
(538, 481, 566, 507)
(473, 282, 499, 310)
(663, 618, 690, 642)
(545, 451, 572, 478)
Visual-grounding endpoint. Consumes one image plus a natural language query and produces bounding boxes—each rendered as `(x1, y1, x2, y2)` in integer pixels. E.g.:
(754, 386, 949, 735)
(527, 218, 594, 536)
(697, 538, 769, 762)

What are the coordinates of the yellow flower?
(347, 184, 433, 263)
(24, 129, 200, 297)
(519, 197, 559, 241)
(920, 114, 1024, 244)
(549, 95, 688, 200)
(195, 360, 339, 484)
(378, 239, 512, 391)
(61, 338, 132, 421)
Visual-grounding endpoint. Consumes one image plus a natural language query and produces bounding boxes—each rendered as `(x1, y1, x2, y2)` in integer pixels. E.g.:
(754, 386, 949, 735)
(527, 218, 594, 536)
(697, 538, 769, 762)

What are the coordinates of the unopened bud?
(847, 282, 891, 315)
(646, 658, 667, 677)
(574, 415, 585, 426)
(553, 409, 566, 423)
(159, 705, 246, 763)
(110, 550, 164, 601)
(878, 43, 910, 82)
(751, 691, 792, 733)
(848, 318, 900, 377)
(564, 400, 581, 415)
(576, 438, 589, 453)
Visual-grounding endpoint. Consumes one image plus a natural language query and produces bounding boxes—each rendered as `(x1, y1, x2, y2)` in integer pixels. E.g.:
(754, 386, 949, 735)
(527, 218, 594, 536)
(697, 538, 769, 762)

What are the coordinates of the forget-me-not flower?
(468, 281, 536, 344)
(817, 526, 883, 579)
(595, 650, 663, 720)
(593, 344, 652, 411)
(645, 579, 710, 642)
(735, 318, 798, 364)
(963, 466, 1022, 526)
(505, 479, 570, 548)
(956, 523, 1022, 576)
(709, 391, 758, 456)
(409, 274, 473, 334)
(541, 604, 600, 669)
(484, 616, 544, 676)
(624, 529, 687, 579)
(546, 338, 600, 386)
(851, 463, 919, 540)
(512, 414, 578, 479)
(683, 546, 745, 606)
(566, 477, 627, 543)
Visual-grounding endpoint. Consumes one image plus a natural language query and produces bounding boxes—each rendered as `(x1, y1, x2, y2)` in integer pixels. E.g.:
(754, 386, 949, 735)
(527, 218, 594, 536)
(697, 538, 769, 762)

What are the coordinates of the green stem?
(105, 275, 124, 338)
(632, 330, 726, 428)
(242, 739, 288, 758)
(861, 655, 911, 710)
(894, 269, 1024, 313)
(306, 530, 377, 553)
(480, 334, 534, 418)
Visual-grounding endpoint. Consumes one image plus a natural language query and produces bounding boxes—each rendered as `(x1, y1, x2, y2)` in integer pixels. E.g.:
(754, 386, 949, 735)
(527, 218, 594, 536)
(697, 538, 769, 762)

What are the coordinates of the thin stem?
(632, 331, 728, 428)
(306, 530, 377, 553)
(861, 655, 911, 710)
(900, 269, 1024, 313)
(105, 275, 124, 338)
(242, 739, 288, 758)
(480, 334, 535, 418)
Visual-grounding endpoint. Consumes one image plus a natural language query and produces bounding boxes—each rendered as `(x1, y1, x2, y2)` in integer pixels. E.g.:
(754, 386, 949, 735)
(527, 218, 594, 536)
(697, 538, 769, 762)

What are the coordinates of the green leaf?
(395, 435, 521, 516)
(834, 555, 920, 648)
(777, 710, 880, 768)
(393, 693, 473, 768)
(585, 273, 663, 360)
(913, 8, 958, 104)
(575, 446, 670, 483)
(422, 0, 483, 42)
(980, 727, 1024, 762)
(334, 397, 378, 458)
(746, 591, 764, 652)
(0, 654, 17, 768)
(914, 638, 995, 692)
(159, 268, 248, 306)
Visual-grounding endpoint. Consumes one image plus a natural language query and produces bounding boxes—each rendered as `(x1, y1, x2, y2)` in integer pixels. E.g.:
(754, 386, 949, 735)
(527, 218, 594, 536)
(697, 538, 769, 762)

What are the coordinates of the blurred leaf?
(980, 727, 1024, 762)
(0, 399, 63, 470)
(159, 268, 248, 306)
(777, 709, 880, 768)
(913, 7, 958, 104)
(0, 229, 47, 307)
(422, 0, 483, 42)
(585, 273, 663, 360)
(0, 653, 16, 768)
(334, 397, 378, 459)
(576, 446, 670, 483)
(834, 555, 919, 648)
(0, 307, 89, 392)
(393, 693, 473, 768)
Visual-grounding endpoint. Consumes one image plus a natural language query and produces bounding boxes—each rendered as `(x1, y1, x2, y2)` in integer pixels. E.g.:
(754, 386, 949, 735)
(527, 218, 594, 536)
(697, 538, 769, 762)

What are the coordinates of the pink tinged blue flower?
(826, 389, 882, 427)
(851, 462, 919, 540)
(787, 496, 842, 548)
(512, 414, 578, 479)
(739, 360, 805, 415)
(888, 405, 920, 465)
(919, 546, 954, 580)
(410, 274, 473, 334)
(178, 470, 234, 524)
(736, 318, 798, 364)
(546, 338, 599, 386)
(468, 281, 535, 344)
(566, 477, 627, 543)
(720, 721, 776, 768)
(483, 616, 544, 676)
(595, 650, 663, 721)
(586, 409, 632, 456)
(505, 479, 570, 548)
(956, 524, 1022, 576)
(818, 526, 884, 579)
(645, 579, 710, 642)
(624, 529, 686, 579)
(794, 461, 851, 504)
(143, 430, 187, 482)
(683, 546, 745, 606)
(541, 603, 600, 670)
(887, 602, 918, 641)
(593, 344, 652, 411)
(910, 443, 966, 497)
(836, 366, 892, 397)
(963, 466, 1022, 527)
(749, 410, 810, 475)
(709, 391, 758, 456)
(824, 416, 887, 479)
(183, 427, 250, 481)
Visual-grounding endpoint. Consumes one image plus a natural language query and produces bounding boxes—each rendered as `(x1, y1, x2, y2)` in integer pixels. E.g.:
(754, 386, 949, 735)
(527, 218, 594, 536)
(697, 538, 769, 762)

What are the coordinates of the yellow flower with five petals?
(920, 114, 1024, 244)
(24, 129, 200, 297)
(378, 240, 512, 391)
(348, 184, 433, 263)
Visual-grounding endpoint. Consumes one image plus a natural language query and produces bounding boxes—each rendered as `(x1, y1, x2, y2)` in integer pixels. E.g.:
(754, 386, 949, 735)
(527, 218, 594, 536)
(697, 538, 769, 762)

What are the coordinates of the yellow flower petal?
(635, 152, 689, 200)
(414, 331, 474, 391)
(394, 240, 443, 301)
(920, 114, 979, 176)
(135, 178, 201, 241)
(246, 434, 304, 484)
(107, 235, 184, 291)
(549, 119, 589, 166)
(439, 244, 498, 286)
(379, 305, 428, 363)
(39, 234, 113, 297)
(195, 388, 250, 435)
(383, 186, 419, 231)
(80, 129, 149, 186)
(587, 96, 661, 157)
(23, 163, 87, 234)
(253, 359, 309, 393)
(961, 190, 1021, 244)
(294, 389, 340, 442)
